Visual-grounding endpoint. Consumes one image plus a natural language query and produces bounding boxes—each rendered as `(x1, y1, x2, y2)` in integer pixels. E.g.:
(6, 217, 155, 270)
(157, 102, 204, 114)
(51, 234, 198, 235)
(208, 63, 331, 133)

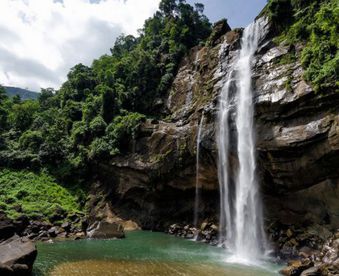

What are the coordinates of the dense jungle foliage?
(0, 0, 211, 218)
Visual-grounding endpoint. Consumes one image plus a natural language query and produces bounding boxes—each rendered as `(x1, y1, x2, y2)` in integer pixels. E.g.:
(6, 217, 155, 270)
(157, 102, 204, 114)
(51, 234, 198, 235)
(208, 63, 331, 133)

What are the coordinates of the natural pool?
(33, 231, 281, 276)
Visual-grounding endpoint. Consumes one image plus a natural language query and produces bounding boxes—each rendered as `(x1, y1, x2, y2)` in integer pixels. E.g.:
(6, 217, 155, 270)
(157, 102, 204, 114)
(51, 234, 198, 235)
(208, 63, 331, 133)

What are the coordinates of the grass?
(0, 169, 84, 220)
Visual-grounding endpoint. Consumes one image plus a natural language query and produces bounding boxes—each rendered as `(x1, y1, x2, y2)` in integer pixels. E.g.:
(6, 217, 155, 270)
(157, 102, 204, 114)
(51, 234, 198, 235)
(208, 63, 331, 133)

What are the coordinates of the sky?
(0, 0, 267, 92)
(186, 0, 267, 28)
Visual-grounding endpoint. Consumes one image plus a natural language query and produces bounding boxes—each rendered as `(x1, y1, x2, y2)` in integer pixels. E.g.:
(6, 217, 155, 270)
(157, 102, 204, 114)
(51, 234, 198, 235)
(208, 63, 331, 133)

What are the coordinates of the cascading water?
(217, 18, 269, 263)
(193, 114, 204, 229)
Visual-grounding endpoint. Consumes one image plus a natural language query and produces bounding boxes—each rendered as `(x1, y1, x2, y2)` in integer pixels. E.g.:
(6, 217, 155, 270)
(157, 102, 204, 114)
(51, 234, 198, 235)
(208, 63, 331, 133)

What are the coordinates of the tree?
(159, 0, 177, 16)
(0, 85, 8, 103)
(0, 0, 212, 182)
(194, 3, 204, 14)
(0, 85, 9, 130)
(267, 0, 293, 31)
(12, 95, 21, 104)
(60, 64, 97, 104)
(19, 130, 43, 152)
(9, 100, 39, 131)
(39, 88, 56, 110)
(110, 34, 138, 58)
(99, 85, 118, 123)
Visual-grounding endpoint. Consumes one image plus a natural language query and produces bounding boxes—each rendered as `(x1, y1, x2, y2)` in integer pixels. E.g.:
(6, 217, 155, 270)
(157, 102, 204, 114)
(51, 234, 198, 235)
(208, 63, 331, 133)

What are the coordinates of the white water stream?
(217, 18, 269, 263)
(193, 114, 204, 228)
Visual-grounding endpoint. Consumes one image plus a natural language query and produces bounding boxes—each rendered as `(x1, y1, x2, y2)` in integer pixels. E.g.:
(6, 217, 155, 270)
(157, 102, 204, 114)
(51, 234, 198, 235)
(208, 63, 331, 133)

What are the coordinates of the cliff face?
(254, 41, 339, 229)
(88, 19, 339, 233)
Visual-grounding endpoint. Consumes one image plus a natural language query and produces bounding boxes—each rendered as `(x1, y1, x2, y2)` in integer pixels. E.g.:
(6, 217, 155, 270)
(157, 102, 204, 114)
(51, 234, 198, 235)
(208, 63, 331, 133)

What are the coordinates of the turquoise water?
(33, 231, 281, 276)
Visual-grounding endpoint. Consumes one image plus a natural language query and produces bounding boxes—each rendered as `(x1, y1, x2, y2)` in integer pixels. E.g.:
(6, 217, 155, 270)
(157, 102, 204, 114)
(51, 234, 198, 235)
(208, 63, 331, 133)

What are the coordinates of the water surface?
(33, 231, 280, 276)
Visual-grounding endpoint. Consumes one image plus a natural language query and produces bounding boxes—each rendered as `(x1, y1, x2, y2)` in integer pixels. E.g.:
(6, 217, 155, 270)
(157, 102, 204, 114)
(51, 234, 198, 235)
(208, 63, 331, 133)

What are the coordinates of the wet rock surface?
(87, 221, 125, 239)
(279, 230, 339, 276)
(167, 222, 219, 246)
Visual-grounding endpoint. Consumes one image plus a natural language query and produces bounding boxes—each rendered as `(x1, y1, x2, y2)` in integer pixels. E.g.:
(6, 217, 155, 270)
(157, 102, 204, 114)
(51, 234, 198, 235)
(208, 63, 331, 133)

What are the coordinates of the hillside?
(4, 86, 39, 100)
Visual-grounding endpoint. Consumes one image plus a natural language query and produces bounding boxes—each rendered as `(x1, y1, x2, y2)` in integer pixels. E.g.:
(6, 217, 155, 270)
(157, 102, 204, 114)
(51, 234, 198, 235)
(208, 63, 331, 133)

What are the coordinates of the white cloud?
(0, 0, 160, 91)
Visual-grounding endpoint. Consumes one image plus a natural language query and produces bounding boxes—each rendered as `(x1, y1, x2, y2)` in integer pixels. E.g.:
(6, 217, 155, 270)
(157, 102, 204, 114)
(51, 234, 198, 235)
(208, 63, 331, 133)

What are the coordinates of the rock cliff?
(88, 18, 339, 243)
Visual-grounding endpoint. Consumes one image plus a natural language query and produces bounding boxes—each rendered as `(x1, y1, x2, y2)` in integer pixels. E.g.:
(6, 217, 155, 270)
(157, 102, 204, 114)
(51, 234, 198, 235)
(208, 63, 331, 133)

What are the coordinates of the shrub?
(0, 169, 83, 219)
(106, 112, 146, 154)
(88, 138, 113, 160)
(89, 116, 107, 136)
(19, 130, 43, 152)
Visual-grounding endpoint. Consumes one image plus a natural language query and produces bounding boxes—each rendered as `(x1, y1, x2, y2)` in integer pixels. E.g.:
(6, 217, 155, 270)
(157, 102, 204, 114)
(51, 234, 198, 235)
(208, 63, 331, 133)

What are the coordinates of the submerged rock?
(87, 221, 125, 239)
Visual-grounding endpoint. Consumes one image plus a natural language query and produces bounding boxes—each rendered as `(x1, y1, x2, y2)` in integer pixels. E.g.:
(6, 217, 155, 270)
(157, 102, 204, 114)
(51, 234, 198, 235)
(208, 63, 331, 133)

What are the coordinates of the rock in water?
(0, 235, 37, 275)
(87, 221, 125, 239)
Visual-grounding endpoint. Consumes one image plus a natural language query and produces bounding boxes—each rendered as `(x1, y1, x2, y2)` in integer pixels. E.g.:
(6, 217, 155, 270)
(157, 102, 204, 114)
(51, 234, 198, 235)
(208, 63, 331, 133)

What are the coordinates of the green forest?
(0, 0, 212, 220)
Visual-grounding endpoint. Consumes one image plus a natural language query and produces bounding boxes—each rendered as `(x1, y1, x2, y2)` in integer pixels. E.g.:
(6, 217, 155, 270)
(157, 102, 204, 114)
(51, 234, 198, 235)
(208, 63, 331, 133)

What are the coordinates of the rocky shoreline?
(167, 222, 219, 245)
(280, 231, 339, 276)
(166, 221, 339, 276)
(1, 207, 337, 276)
(0, 211, 126, 275)
(3, 211, 88, 243)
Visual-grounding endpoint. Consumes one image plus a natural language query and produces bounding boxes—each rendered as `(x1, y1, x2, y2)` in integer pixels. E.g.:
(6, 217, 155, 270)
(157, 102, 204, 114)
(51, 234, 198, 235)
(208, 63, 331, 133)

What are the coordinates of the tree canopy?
(0, 0, 212, 182)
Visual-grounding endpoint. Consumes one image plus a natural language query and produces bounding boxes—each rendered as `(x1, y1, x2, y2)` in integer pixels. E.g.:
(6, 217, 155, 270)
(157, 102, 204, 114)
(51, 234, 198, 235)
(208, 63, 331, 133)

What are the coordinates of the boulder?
(87, 221, 125, 239)
(48, 206, 67, 223)
(200, 222, 208, 231)
(208, 19, 231, 46)
(48, 227, 58, 238)
(0, 235, 37, 275)
(280, 259, 313, 276)
(121, 220, 140, 231)
(300, 267, 320, 276)
(0, 215, 16, 242)
(13, 215, 29, 236)
(61, 222, 71, 232)
(74, 232, 85, 240)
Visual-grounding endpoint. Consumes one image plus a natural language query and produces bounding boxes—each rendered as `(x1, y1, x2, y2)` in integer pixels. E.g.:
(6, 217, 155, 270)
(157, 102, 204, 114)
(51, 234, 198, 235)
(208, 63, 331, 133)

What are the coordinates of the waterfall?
(217, 18, 268, 263)
(193, 114, 204, 228)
